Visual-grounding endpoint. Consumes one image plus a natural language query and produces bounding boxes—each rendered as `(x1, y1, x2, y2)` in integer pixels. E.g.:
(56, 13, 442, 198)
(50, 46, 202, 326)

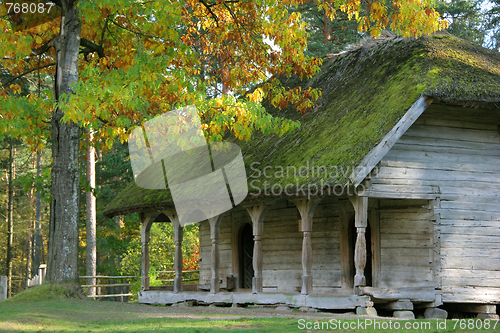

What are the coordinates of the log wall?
(199, 197, 343, 293)
(199, 215, 232, 286)
(378, 199, 434, 289)
(372, 104, 500, 303)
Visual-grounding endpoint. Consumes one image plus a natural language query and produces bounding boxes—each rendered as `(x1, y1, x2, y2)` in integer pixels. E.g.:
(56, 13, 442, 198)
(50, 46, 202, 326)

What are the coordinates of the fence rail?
(80, 275, 137, 300)
(154, 270, 199, 274)
(79, 270, 200, 301)
(80, 275, 138, 279)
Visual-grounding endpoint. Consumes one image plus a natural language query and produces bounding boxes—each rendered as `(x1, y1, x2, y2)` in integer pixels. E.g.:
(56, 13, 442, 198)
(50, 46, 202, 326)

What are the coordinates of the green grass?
(0, 286, 498, 332)
(0, 297, 288, 332)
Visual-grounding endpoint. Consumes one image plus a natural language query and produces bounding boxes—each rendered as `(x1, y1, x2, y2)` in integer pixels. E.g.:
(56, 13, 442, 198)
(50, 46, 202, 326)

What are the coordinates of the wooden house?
(104, 34, 500, 318)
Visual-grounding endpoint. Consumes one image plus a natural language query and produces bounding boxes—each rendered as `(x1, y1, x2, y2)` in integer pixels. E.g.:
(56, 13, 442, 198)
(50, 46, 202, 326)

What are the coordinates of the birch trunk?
(86, 130, 97, 296)
(25, 221, 33, 288)
(6, 140, 15, 297)
(33, 150, 42, 274)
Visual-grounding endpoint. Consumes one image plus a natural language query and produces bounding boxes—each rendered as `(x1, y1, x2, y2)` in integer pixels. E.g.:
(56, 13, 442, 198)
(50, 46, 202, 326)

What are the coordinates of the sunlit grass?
(0, 286, 498, 332)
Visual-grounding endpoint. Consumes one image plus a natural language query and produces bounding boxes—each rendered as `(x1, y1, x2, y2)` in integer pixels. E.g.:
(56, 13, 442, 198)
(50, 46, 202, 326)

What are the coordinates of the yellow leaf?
(9, 84, 21, 94)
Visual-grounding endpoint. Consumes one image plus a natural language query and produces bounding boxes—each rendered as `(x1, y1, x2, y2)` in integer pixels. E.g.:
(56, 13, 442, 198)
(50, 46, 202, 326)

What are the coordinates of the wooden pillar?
(140, 213, 154, 291)
(293, 198, 321, 295)
(164, 211, 183, 294)
(173, 220, 183, 293)
(209, 214, 224, 294)
(349, 196, 368, 291)
(245, 205, 269, 294)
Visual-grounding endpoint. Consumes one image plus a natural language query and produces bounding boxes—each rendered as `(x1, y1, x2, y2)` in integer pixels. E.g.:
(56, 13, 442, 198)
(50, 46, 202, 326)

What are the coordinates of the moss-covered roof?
(104, 34, 500, 218)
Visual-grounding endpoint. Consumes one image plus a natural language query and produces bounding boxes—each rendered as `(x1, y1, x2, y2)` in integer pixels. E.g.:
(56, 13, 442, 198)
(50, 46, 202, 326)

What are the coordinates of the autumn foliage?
(0, 0, 447, 148)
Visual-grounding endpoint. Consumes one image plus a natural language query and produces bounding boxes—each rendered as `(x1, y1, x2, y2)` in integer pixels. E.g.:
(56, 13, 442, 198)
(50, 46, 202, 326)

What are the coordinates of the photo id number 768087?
(5, 2, 55, 14)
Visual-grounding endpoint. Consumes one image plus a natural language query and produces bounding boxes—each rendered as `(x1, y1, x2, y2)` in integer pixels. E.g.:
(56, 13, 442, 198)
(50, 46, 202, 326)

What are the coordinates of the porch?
(137, 195, 441, 312)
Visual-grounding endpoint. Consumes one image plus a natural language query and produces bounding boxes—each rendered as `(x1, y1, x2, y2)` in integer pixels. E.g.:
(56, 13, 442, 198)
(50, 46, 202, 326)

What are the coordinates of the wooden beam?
(140, 213, 155, 291)
(349, 196, 368, 228)
(208, 214, 225, 294)
(361, 286, 437, 302)
(163, 210, 183, 294)
(349, 196, 368, 291)
(292, 198, 321, 295)
(350, 96, 432, 187)
(245, 205, 270, 294)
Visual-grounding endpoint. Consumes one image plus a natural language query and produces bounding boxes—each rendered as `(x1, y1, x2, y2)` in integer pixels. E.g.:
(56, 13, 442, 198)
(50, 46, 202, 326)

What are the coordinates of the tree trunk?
(322, 11, 331, 44)
(47, 2, 82, 284)
(25, 220, 33, 288)
(33, 150, 42, 274)
(6, 140, 15, 297)
(86, 130, 97, 296)
(25, 154, 37, 289)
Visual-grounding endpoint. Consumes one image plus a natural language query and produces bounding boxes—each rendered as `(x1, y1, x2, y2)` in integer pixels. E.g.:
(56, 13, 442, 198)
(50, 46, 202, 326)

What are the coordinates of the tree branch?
(80, 38, 105, 58)
(199, 0, 219, 26)
(100, 17, 110, 47)
(2, 63, 55, 88)
(110, 19, 156, 39)
(32, 38, 56, 56)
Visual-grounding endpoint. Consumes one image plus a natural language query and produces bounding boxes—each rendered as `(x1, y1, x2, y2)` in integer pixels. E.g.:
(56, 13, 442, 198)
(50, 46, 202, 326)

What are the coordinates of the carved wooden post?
(349, 196, 368, 291)
(164, 211, 183, 294)
(140, 213, 154, 291)
(293, 198, 321, 295)
(354, 228, 367, 287)
(245, 205, 269, 294)
(209, 214, 224, 294)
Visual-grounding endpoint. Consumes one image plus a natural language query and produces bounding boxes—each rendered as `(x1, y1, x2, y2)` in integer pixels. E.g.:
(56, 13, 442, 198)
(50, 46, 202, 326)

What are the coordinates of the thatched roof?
(104, 34, 500, 218)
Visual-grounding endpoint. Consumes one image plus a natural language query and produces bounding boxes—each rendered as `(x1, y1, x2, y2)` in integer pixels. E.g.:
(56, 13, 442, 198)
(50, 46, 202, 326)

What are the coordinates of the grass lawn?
(0, 285, 498, 332)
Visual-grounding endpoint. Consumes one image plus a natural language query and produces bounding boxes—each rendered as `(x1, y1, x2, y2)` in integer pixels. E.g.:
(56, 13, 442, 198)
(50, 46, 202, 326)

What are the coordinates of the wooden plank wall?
(378, 199, 434, 288)
(261, 197, 341, 292)
(373, 104, 500, 303)
(199, 197, 342, 293)
(198, 215, 233, 285)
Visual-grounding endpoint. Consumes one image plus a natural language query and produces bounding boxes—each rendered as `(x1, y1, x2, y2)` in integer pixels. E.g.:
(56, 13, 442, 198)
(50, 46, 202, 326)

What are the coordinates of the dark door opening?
(239, 224, 254, 289)
(349, 217, 372, 287)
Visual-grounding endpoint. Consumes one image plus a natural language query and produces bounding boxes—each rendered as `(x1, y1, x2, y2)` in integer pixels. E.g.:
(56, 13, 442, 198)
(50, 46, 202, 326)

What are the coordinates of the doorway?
(239, 224, 254, 289)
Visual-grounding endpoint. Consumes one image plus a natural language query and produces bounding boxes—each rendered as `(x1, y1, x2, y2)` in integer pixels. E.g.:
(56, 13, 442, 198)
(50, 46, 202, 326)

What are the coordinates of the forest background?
(0, 0, 497, 298)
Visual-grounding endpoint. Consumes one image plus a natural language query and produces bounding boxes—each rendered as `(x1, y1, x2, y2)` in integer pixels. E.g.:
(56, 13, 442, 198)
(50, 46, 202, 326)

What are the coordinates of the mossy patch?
(4, 283, 86, 302)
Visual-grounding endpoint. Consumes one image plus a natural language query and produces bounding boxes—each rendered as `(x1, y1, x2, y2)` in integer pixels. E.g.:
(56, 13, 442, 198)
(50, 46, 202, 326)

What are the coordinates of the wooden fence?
(80, 275, 137, 302)
(26, 264, 47, 288)
(80, 270, 199, 301)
